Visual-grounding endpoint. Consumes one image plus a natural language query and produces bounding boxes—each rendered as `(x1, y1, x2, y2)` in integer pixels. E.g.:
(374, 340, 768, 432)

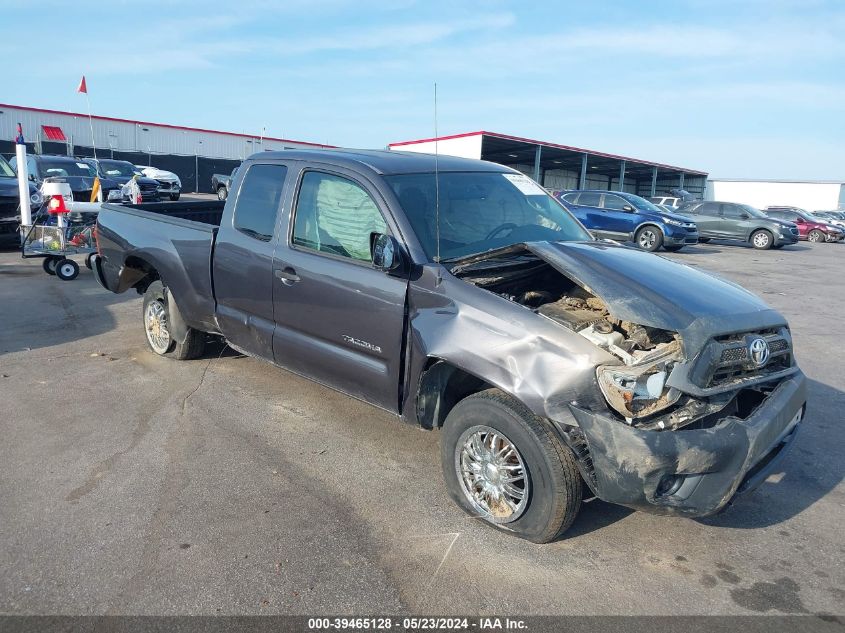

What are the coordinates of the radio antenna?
(434, 82, 441, 264)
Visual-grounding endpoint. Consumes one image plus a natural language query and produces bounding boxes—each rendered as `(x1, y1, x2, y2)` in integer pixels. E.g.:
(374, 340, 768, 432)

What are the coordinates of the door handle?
(275, 267, 300, 284)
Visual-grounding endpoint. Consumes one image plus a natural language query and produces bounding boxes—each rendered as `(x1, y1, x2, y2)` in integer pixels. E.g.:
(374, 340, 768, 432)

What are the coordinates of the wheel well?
(415, 360, 494, 430)
(123, 256, 160, 294)
(749, 227, 773, 240)
(635, 223, 663, 236)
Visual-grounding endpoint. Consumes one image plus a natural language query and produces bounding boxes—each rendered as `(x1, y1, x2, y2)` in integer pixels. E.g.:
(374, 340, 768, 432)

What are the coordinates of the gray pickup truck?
(211, 167, 238, 201)
(92, 149, 806, 542)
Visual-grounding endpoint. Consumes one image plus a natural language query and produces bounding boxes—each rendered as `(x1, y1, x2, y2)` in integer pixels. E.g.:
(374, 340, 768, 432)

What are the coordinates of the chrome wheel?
(455, 425, 529, 523)
(145, 300, 172, 354)
(808, 230, 823, 243)
(752, 232, 770, 248)
(638, 229, 657, 250)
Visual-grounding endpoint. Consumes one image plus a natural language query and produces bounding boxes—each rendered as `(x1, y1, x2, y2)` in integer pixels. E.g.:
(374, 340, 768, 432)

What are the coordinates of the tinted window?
(293, 171, 387, 262)
(698, 202, 720, 215)
(721, 204, 743, 218)
(232, 164, 287, 241)
(577, 192, 601, 207)
(602, 194, 628, 210)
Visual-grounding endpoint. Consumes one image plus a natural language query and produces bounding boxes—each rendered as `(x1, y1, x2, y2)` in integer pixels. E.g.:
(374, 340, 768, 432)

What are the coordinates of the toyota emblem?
(748, 337, 770, 366)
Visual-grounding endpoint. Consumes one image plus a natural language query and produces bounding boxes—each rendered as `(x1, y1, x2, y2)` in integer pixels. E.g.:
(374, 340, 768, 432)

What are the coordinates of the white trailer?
(706, 179, 845, 211)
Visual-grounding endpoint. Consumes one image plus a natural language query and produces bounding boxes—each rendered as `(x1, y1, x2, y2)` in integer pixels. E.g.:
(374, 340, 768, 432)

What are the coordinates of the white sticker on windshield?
(502, 173, 546, 196)
(76, 162, 89, 169)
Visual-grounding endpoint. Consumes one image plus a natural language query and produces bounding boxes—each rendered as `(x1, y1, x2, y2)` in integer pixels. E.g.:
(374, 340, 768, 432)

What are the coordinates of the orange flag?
(77, 76, 87, 94)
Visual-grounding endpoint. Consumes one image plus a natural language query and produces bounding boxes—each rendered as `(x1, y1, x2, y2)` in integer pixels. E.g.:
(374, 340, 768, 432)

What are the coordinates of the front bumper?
(566, 372, 806, 517)
(774, 231, 799, 246)
(664, 227, 699, 246)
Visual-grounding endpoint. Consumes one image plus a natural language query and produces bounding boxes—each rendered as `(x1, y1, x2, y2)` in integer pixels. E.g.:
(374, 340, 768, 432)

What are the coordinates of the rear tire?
(635, 225, 663, 252)
(42, 256, 59, 275)
(440, 389, 582, 543)
(55, 259, 80, 281)
(142, 281, 206, 360)
(808, 229, 825, 243)
(85, 253, 95, 269)
(750, 229, 773, 250)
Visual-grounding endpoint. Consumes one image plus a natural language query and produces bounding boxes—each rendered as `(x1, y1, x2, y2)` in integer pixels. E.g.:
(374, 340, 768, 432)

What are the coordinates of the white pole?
(16, 132, 32, 229)
(85, 92, 97, 160)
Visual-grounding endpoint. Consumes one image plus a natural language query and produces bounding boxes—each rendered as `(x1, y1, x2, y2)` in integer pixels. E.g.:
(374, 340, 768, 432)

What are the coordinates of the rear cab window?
(232, 164, 288, 241)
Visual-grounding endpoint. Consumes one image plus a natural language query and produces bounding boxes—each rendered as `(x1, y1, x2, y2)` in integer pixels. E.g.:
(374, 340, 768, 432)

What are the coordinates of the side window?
(721, 204, 742, 218)
(698, 202, 719, 215)
(232, 164, 288, 241)
(9, 156, 17, 172)
(292, 171, 388, 262)
(681, 203, 699, 214)
(602, 194, 628, 210)
(27, 157, 38, 179)
(578, 192, 601, 207)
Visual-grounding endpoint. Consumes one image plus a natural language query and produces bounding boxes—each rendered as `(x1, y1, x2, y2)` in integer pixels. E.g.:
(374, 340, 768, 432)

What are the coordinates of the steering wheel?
(485, 223, 518, 240)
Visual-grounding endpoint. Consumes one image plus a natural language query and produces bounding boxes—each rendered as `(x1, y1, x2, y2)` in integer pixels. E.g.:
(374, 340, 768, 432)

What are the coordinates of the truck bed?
(108, 200, 225, 227)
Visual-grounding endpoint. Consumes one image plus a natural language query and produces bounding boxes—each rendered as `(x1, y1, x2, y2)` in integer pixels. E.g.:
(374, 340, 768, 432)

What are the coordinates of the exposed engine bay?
(454, 254, 748, 431)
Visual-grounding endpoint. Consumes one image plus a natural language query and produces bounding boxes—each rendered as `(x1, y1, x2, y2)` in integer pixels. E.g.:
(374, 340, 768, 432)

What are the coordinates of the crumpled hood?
(141, 167, 179, 182)
(525, 241, 786, 354)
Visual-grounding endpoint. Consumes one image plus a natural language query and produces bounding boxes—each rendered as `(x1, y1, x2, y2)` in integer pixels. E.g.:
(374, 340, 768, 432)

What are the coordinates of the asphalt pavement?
(0, 238, 842, 616)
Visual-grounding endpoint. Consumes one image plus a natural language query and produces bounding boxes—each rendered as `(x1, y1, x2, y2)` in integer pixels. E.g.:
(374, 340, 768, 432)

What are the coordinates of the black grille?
(0, 198, 19, 216)
(721, 347, 748, 363)
(72, 190, 92, 202)
(707, 330, 792, 388)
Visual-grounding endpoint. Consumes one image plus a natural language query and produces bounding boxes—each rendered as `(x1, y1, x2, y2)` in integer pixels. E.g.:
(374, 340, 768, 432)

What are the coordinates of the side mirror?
(740, 213, 750, 219)
(371, 233, 401, 272)
(622, 205, 635, 212)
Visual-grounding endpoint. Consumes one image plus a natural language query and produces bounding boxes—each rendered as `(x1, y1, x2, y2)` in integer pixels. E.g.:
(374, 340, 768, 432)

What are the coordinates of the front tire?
(169, 193, 180, 201)
(217, 186, 228, 201)
(440, 389, 582, 543)
(808, 229, 825, 243)
(142, 281, 206, 360)
(635, 225, 663, 252)
(750, 229, 773, 250)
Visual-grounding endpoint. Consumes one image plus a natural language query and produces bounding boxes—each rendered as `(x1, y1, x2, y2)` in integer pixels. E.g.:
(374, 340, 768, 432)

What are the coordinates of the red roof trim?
(41, 125, 67, 141)
(389, 130, 707, 176)
(2, 103, 335, 148)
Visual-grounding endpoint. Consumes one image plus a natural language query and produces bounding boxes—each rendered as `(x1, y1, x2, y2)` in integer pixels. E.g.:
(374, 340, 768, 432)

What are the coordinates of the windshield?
(98, 160, 138, 177)
(0, 156, 15, 178)
(625, 194, 664, 213)
(739, 204, 767, 218)
(385, 171, 592, 261)
(39, 159, 96, 178)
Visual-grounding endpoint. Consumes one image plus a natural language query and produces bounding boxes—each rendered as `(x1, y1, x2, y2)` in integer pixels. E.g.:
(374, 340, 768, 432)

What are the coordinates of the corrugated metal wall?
(0, 105, 322, 161)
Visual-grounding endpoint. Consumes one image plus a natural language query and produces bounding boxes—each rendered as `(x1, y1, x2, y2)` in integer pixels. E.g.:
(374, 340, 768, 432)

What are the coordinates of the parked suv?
(10, 154, 99, 202)
(85, 159, 161, 202)
(0, 154, 43, 245)
(765, 207, 845, 243)
(677, 201, 799, 250)
(556, 190, 698, 252)
(810, 210, 845, 230)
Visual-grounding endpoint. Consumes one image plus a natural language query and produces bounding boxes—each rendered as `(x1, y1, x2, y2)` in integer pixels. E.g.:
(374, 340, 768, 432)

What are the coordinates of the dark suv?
(677, 201, 799, 249)
(555, 190, 698, 252)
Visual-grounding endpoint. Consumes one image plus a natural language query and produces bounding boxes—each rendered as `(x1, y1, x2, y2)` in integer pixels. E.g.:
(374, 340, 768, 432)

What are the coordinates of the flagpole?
(84, 90, 97, 160)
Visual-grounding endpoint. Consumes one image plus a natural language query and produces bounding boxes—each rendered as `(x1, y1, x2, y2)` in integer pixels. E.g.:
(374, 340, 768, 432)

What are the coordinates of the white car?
(135, 165, 181, 201)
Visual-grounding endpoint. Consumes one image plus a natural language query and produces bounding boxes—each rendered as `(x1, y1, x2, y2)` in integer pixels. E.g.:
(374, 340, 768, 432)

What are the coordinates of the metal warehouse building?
(706, 179, 845, 211)
(389, 131, 708, 198)
(0, 103, 332, 193)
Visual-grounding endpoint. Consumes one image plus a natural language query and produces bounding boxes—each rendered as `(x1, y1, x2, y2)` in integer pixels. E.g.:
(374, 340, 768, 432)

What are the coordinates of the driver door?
(271, 167, 409, 411)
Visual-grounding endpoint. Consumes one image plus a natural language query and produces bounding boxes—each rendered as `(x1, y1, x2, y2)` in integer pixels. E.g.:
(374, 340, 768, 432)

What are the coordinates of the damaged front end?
(450, 241, 807, 517)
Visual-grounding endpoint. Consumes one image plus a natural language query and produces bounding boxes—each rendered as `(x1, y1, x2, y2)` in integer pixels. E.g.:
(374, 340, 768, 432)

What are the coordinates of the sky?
(1, 0, 843, 179)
